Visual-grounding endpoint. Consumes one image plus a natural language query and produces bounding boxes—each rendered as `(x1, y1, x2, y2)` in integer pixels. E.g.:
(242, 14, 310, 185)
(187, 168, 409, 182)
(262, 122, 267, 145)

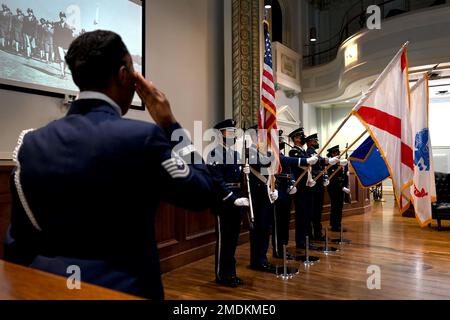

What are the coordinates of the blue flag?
(349, 136, 390, 187)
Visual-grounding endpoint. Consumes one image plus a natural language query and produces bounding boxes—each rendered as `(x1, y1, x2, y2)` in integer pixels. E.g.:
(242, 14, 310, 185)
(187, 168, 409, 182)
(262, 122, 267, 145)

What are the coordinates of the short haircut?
(65, 30, 130, 90)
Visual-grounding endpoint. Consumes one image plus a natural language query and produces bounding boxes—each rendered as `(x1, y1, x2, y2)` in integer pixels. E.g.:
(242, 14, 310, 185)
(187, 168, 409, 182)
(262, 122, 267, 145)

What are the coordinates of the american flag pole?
(258, 20, 281, 191)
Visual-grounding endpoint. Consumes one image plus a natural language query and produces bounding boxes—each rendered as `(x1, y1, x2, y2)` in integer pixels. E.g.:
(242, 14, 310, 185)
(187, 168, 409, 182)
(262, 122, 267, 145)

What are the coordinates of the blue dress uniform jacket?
(288, 145, 306, 158)
(289, 146, 308, 184)
(207, 144, 242, 205)
(306, 147, 327, 186)
(4, 99, 214, 300)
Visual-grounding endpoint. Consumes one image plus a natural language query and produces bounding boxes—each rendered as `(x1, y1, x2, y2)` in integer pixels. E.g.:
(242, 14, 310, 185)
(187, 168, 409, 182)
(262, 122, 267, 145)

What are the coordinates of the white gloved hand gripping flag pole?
(410, 73, 437, 226)
(352, 42, 414, 213)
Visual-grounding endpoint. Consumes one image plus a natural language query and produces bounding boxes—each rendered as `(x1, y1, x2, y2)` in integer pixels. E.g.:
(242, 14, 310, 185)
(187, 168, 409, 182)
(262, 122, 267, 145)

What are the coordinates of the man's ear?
(118, 65, 130, 85)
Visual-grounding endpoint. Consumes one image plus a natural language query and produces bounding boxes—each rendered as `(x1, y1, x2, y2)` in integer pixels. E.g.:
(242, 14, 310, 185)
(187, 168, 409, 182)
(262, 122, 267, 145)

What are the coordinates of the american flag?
(258, 21, 281, 175)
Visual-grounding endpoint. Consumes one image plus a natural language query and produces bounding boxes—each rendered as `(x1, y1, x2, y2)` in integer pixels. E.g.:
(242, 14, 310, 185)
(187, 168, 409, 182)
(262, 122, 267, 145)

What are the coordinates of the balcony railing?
(303, 0, 447, 67)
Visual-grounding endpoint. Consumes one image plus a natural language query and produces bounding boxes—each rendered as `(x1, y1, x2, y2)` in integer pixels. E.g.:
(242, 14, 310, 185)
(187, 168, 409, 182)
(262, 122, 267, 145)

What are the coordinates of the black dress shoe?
(313, 235, 326, 241)
(296, 243, 306, 249)
(296, 243, 321, 251)
(331, 226, 348, 232)
(272, 251, 295, 260)
(234, 276, 243, 285)
(216, 276, 242, 288)
(250, 262, 277, 273)
(286, 252, 296, 260)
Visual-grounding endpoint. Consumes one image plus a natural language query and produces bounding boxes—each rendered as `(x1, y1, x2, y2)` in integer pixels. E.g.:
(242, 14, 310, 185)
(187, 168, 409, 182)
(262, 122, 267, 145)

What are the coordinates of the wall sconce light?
(345, 43, 358, 66)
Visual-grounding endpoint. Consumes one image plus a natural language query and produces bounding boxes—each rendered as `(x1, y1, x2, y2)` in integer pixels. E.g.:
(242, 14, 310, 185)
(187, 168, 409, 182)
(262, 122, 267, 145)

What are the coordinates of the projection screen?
(0, 0, 143, 108)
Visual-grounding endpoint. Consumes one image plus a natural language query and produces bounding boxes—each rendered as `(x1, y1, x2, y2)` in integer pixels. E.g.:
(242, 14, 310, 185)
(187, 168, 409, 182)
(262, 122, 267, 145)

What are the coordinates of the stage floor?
(162, 196, 450, 300)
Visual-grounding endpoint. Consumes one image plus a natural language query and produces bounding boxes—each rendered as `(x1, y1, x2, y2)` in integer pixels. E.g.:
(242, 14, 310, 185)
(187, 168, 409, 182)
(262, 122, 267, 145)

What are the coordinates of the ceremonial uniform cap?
(327, 145, 340, 154)
(288, 127, 304, 139)
(214, 119, 236, 130)
(305, 133, 318, 142)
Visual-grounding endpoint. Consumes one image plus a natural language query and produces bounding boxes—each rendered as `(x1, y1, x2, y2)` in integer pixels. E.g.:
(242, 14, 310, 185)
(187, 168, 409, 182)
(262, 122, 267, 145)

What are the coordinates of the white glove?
(339, 159, 348, 167)
(306, 156, 318, 165)
(342, 187, 351, 194)
(306, 167, 316, 187)
(328, 157, 339, 165)
(288, 186, 297, 195)
(243, 164, 250, 174)
(306, 179, 316, 187)
(323, 179, 330, 187)
(234, 197, 250, 207)
(269, 190, 278, 203)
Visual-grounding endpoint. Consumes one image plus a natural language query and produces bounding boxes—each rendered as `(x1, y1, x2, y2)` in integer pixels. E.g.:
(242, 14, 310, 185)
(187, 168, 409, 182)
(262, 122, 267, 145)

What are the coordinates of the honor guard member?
(326, 145, 350, 232)
(4, 30, 214, 300)
(207, 119, 249, 287)
(247, 126, 278, 273)
(288, 128, 310, 248)
(272, 131, 317, 258)
(288, 128, 306, 159)
(305, 133, 327, 242)
(304, 134, 340, 242)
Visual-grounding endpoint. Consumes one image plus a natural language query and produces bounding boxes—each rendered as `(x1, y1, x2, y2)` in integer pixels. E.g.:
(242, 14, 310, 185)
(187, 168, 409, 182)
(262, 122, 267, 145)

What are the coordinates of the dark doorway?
(266, 0, 283, 43)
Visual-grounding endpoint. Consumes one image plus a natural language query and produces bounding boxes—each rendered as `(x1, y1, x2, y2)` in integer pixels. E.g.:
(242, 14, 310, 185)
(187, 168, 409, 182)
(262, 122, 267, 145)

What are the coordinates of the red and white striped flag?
(258, 22, 281, 175)
(352, 44, 414, 213)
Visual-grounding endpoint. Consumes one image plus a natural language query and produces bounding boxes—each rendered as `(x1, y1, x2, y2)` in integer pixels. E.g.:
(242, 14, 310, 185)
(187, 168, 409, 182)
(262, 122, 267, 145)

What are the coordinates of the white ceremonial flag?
(410, 74, 436, 227)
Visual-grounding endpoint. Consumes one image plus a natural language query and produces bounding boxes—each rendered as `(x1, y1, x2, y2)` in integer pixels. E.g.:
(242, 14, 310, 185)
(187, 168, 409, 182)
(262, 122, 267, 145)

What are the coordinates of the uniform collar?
(77, 91, 122, 117)
(219, 142, 234, 152)
(307, 146, 318, 154)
